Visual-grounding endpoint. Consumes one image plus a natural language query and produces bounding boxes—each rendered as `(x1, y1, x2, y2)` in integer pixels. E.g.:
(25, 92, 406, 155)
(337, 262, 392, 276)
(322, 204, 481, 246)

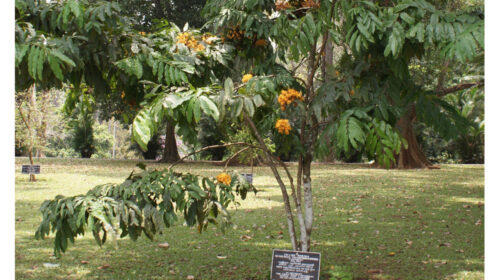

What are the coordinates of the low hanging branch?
(35, 165, 257, 257)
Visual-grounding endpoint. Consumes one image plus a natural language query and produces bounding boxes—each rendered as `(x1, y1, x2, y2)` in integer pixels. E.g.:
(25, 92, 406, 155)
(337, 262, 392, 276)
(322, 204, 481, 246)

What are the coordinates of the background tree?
(67, 94, 96, 158)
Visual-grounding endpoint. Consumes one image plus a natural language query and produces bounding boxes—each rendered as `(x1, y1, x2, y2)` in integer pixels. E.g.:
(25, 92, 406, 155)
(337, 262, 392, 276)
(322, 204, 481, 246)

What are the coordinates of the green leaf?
(48, 54, 64, 81)
(27, 46, 39, 79)
(357, 22, 374, 43)
(132, 58, 143, 79)
(193, 99, 201, 122)
(233, 98, 243, 118)
(199, 96, 219, 121)
(347, 117, 365, 148)
(15, 44, 29, 67)
(400, 12, 414, 25)
(132, 110, 154, 151)
(50, 50, 76, 67)
(163, 94, 190, 109)
(252, 94, 264, 107)
(157, 62, 164, 83)
(224, 78, 234, 97)
(164, 64, 170, 85)
(243, 97, 255, 117)
(169, 66, 176, 85)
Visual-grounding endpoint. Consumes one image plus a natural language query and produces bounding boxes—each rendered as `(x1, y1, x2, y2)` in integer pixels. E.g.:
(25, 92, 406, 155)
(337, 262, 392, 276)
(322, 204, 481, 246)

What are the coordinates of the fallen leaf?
(216, 254, 227, 259)
(439, 243, 451, 247)
(240, 234, 252, 241)
(367, 269, 383, 274)
(187, 275, 195, 280)
(405, 240, 413, 247)
(388, 252, 396, 257)
(169, 270, 176, 275)
(80, 260, 89, 264)
(158, 242, 170, 249)
(475, 219, 482, 226)
(97, 264, 110, 270)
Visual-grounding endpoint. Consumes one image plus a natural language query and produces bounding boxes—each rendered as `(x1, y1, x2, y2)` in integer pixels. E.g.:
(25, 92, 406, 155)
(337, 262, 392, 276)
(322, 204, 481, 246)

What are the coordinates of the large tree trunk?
(162, 120, 180, 163)
(395, 105, 433, 169)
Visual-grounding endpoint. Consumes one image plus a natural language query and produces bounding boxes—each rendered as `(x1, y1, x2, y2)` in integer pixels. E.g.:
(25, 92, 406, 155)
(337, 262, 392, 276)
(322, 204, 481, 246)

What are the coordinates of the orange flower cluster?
(275, 0, 291, 11)
(176, 32, 205, 51)
(349, 89, 355, 96)
(278, 88, 304, 110)
(217, 173, 232, 185)
(301, 0, 320, 8)
(255, 39, 267, 47)
(242, 74, 253, 83)
(225, 28, 245, 41)
(275, 119, 292, 135)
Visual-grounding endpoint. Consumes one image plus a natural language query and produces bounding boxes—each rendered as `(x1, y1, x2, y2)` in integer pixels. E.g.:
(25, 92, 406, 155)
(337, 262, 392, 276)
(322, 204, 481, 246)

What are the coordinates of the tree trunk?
(36, 91, 48, 158)
(162, 120, 180, 163)
(395, 105, 433, 169)
(321, 36, 336, 162)
(301, 156, 314, 251)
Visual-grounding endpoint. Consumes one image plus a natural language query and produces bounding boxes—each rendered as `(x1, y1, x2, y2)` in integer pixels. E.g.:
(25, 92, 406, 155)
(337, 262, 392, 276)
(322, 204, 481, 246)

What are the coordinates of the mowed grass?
(15, 158, 484, 280)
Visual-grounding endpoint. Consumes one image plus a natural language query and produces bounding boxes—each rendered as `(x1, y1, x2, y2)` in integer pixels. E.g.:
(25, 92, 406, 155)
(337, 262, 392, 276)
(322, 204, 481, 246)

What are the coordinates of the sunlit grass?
(15, 158, 484, 279)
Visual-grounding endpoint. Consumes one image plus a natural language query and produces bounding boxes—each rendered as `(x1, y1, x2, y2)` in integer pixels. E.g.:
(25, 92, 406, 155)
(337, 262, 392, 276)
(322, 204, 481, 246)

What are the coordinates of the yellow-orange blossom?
(176, 32, 205, 51)
(275, 119, 291, 135)
(242, 74, 253, 83)
(278, 88, 304, 111)
(217, 173, 231, 185)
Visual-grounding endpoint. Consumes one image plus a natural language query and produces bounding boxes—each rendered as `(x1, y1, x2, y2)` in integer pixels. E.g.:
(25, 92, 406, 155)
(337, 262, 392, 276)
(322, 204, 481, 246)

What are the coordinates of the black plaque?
(270, 249, 321, 280)
(240, 173, 253, 184)
(21, 165, 40, 174)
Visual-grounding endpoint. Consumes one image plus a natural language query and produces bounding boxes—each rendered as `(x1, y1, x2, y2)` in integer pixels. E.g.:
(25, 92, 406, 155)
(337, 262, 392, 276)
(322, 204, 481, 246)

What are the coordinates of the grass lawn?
(15, 158, 484, 280)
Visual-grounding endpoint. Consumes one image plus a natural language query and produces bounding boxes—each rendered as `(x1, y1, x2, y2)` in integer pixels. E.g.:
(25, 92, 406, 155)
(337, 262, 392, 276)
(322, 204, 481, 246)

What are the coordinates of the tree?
(98, 0, 211, 162)
(332, 0, 484, 168)
(33, 0, 484, 256)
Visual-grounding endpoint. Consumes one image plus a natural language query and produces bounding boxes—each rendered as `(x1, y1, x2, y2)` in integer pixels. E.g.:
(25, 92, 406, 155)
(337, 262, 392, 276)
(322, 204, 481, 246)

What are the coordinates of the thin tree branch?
(436, 80, 484, 97)
(168, 142, 264, 170)
(223, 147, 251, 171)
